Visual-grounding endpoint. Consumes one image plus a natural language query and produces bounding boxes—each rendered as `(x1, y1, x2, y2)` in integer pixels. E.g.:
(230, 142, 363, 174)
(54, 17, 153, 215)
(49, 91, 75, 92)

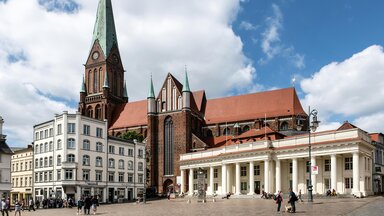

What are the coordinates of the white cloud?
(239, 21, 257, 30)
(0, 0, 257, 146)
(301, 45, 384, 133)
(259, 4, 304, 68)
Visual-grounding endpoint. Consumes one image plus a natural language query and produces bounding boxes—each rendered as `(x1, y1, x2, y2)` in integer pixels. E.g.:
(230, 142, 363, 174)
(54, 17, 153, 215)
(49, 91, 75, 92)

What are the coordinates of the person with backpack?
(76, 196, 84, 215)
(275, 191, 283, 212)
(288, 188, 297, 213)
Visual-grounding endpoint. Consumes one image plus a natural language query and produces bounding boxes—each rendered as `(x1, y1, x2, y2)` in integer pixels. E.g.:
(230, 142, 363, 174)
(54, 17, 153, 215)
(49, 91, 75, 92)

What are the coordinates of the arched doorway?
(163, 179, 174, 195)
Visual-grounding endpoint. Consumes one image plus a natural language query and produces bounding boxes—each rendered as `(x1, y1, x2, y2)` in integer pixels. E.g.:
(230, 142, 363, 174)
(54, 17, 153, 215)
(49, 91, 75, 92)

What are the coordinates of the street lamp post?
(306, 106, 320, 203)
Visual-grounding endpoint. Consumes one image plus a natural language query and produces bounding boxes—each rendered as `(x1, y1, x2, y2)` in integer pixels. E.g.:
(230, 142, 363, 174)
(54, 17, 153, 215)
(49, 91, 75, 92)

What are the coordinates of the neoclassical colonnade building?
(179, 122, 374, 197)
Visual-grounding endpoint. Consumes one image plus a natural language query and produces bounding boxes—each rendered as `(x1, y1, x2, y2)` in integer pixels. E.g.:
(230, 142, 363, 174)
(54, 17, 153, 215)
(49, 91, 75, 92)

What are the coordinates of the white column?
(292, 158, 298, 193)
(209, 166, 214, 195)
(275, 159, 281, 193)
(353, 152, 360, 194)
(221, 164, 227, 195)
(331, 154, 337, 192)
(264, 160, 269, 193)
(235, 163, 241, 195)
(248, 161, 255, 195)
(311, 156, 317, 194)
(180, 169, 185, 193)
(188, 168, 194, 195)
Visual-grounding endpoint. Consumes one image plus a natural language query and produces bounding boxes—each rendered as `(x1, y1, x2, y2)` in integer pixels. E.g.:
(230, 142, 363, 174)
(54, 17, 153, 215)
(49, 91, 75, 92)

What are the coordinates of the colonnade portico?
(179, 128, 374, 197)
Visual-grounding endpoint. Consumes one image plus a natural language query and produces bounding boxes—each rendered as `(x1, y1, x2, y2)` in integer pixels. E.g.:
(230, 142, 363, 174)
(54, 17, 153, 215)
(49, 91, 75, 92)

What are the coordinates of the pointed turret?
(80, 75, 86, 93)
(103, 72, 109, 88)
(147, 75, 156, 114)
(91, 0, 118, 57)
(182, 67, 191, 110)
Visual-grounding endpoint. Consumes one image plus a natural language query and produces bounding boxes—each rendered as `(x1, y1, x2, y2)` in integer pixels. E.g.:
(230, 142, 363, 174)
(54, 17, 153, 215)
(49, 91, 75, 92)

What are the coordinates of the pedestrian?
(28, 198, 35, 212)
(91, 195, 98, 215)
(275, 191, 283, 212)
(35, 199, 40, 209)
(288, 188, 297, 213)
(298, 189, 303, 202)
(76, 196, 83, 215)
(84, 196, 91, 215)
(14, 200, 21, 216)
(6, 197, 10, 213)
(1, 198, 9, 216)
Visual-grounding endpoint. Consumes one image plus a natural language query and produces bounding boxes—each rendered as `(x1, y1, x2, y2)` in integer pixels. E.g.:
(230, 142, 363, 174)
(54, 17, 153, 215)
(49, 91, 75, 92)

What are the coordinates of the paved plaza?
(16, 196, 384, 216)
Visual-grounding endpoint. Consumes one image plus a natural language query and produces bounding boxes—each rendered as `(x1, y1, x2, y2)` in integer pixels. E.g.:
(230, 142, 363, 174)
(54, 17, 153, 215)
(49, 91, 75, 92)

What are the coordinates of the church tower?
(79, 0, 127, 123)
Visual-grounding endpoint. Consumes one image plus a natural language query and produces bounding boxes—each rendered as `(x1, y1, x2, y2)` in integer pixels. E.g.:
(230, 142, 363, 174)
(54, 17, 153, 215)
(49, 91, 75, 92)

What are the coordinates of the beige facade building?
(10, 146, 33, 203)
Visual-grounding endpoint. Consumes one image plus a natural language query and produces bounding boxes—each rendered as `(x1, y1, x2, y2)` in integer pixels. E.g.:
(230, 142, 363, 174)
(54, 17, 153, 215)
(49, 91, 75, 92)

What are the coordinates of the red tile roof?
(109, 100, 147, 129)
(337, 121, 358, 131)
(204, 87, 305, 124)
(234, 127, 279, 140)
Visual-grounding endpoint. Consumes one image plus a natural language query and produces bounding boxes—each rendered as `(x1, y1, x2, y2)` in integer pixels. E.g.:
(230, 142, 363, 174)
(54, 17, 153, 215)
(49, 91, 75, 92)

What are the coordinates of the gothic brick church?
(78, 0, 308, 195)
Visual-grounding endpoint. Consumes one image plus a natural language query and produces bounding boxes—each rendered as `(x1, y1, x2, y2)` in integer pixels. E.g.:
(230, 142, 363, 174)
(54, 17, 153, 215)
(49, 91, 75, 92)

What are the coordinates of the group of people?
(0, 197, 33, 216)
(326, 189, 337, 197)
(275, 189, 304, 213)
(76, 195, 99, 215)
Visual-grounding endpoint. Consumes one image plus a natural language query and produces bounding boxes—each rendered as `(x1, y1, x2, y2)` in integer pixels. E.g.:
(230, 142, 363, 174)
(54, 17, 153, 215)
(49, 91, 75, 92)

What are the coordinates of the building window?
(96, 157, 103, 167)
(345, 157, 353, 170)
(119, 147, 124, 156)
(49, 141, 53, 151)
(96, 171, 102, 181)
(108, 172, 114, 182)
(35, 173, 38, 183)
(67, 138, 75, 149)
(49, 156, 53, 167)
(65, 169, 73, 180)
(83, 140, 90, 150)
(324, 178, 330, 190)
(118, 160, 124, 169)
(243, 125, 250, 132)
(35, 159, 38, 168)
(214, 183, 218, 191)
(49, 128, 53, 137)
(39, 158, 43, 167)
(40, 144, 43, 153)
(240, 166, 247, 177)
(128, 173, 133, 183)
(306, 161, 310, 173)
(223, 127, 230, 135)
(193, 171, 197, 179)
(57, 155, 62, 166)
(94, 69, 99, 92)
(345, 177, 353, 189)
(289, 163, 292, 174)
(214, 169, 218, 178)
(128, 148, 133, 157)
(57, 170, 61, 180)
(280, 121, 289, 130)
(57, 139, 62, 149)
(68, 123, 76, 134)
(44, 143, 48, 152)
(96, 127, 103, 138)
(83, 170, 90, 181)
(138, 162, 143, 171)
(109, 145, 115, 154)
(67, 154, 75, 163)
(83, 155, 90, 166)
(39, 173, 43, 182)
(138, 149, 144, 158)
(83, 125, 90, 135)
(241, 182, 247, 190)
(35, 144, 39, 154)
(44, 157, 48, 167)
(44, 129, 48, 138)
(138, 174, 143, 183)
(49, 171, 53, 181)
(118, 172, 124, 182)
(57, 124, 62, 135)
(128, 161, 133, 170)
(164, 117, 174, 175)
(324, 159, 331, 172)
(254, 165, 260, 176)
(109, 158, 115, 168)
(96, 142, 103, 152)
(35, 132, 39, 140)
(40, 131, 43, 139)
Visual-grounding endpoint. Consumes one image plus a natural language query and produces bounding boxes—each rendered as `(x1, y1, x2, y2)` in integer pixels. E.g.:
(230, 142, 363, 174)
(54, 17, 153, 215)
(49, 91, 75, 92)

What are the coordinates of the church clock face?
(92, 51, 99, 60)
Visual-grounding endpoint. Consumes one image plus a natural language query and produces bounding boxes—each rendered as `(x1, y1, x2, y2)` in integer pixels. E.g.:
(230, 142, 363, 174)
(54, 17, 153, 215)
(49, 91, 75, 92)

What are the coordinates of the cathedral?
(79, 0, 310, 195)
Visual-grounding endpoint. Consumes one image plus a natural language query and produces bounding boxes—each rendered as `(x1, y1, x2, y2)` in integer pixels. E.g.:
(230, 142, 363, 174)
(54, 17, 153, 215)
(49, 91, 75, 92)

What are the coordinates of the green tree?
(119, 130, 144, 142)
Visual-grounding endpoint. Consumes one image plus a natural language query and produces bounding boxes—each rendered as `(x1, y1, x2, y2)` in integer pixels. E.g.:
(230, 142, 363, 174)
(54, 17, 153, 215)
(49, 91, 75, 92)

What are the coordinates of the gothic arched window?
(164, 116, 174, 175)
(95, 104, 102, 120)
(93, 69, 98, 92)
(280, 121, 289, 131)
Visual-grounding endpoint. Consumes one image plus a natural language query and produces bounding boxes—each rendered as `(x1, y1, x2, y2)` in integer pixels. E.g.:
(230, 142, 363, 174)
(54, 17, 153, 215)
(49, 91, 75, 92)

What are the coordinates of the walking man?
(276, 191, 283, 212)
(288, 188, 297, 213)
(28, 199, 35, 212)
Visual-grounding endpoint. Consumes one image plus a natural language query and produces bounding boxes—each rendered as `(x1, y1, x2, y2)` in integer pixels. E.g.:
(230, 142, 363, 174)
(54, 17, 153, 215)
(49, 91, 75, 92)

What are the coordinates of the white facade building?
(33, 111, 145, 203)
(0, 115, 12, 198)
(180, 126, 374, 197)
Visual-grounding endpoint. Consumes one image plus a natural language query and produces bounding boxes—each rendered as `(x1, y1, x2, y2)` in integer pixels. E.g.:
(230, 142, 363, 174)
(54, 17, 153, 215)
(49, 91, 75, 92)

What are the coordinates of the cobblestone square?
(18, 196, 384, 216)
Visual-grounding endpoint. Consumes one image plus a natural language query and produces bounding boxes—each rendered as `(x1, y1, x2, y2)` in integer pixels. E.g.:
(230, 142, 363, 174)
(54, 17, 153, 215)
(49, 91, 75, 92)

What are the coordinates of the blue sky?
(0, 0, 383, 147)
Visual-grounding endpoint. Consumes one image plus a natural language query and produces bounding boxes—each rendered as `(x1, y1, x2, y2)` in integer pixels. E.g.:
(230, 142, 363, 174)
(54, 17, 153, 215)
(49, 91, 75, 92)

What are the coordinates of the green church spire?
(182, 66, 190, 92)
(80, 75, 86, 93)
(103, 71, 109, 88)
(147, 75, 155, 99)
(123, 80, 128, 98)
(91, 0, 118, 57)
